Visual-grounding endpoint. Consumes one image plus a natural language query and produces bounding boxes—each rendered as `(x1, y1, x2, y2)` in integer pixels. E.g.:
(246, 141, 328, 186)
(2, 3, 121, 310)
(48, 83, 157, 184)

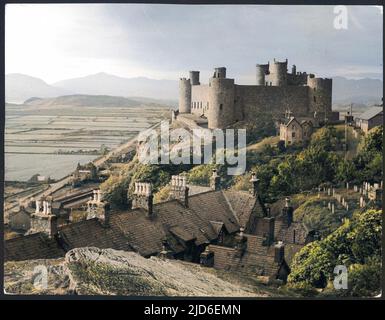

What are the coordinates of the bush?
(287, 209, 382, 296)
(187, 164, 219, 186)
(288, 241, 335, 288)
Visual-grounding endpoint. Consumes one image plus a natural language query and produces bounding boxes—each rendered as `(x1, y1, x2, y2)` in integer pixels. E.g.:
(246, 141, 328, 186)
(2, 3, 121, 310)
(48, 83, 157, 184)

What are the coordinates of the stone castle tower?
(178, 59, 334, 129)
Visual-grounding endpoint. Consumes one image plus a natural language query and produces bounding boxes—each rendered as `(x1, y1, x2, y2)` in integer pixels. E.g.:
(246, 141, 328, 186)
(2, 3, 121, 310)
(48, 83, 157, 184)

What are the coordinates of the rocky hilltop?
(4, 247, 278, 297)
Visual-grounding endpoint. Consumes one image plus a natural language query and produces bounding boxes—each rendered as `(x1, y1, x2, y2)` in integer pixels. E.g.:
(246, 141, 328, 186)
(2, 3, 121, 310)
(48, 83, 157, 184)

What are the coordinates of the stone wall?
(178, 64, 333, 129)
(235, 85, 310, 120)
(191, 84, 210, 116)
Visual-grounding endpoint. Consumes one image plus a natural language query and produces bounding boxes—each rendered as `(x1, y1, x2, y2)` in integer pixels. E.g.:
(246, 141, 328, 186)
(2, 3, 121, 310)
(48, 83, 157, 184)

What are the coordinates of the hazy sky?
(5, 4, 383, 84)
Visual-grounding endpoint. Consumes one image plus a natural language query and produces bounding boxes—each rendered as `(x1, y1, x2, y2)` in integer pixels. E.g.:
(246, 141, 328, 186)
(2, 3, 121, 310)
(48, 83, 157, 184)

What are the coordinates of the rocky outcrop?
(65, 247, 257, 296)
(4, 258, 69, 295)
(5, 247, 273, 296)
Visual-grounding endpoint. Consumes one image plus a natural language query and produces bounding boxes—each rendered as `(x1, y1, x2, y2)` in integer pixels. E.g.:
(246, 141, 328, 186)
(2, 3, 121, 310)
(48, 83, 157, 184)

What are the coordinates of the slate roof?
(4, 233, 65, 261)
(5, 190, 255, 260)
(274, 220, 309, 245)
(188, 185, 212, 196)
(357, 107, 383, 121)
(209, 221, 225, 237)
(4, 189, 262, 261)
(223, 190, 264, 228)
(208, 234, 284, 278)
(109, 191, 241, 256)
(282, 117, 301, 127)
(169, 226, 196, 242)
(269, 199, 311, 246)
(58, 218, 132, 252)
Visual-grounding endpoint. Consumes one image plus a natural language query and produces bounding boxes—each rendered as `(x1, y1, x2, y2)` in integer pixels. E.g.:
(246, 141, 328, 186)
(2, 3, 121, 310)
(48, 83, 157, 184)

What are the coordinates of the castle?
(179, 59, 336, 129)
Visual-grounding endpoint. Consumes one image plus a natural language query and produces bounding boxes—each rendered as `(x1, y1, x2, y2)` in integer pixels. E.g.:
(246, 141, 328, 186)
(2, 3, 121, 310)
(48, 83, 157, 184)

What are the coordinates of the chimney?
(282, 197, 293, 227)
(250, 171, 259, 196)
(132, 182, 154, 217)
(200, 246, 214, 267)
(234, 227, 247, 257)
(169, 175, 189, 207)
(35, 199, 41, 214)
(158, 240, 174, 260)
(260, 217, 275, 246)
(210, 169, 221, 191)
(274, 241, 285, 263)
(87, 189, 110, 227)
(30, 198, 57, 238)
(265, 205, 271, 217)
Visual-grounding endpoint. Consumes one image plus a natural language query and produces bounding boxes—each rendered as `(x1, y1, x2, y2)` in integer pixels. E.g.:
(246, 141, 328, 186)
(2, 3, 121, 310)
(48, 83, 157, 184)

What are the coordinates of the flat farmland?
(5, 103, 170, 181)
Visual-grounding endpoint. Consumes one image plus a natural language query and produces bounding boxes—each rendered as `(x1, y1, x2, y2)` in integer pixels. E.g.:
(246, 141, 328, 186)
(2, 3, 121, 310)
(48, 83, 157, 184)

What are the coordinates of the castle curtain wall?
(235, 85, 310, 120)
(178, 64, 333, 129)
(191, 85, 210, 116)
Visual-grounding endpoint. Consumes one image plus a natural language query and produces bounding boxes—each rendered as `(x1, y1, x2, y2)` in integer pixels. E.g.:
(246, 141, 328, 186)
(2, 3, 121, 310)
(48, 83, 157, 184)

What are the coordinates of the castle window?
(220, 104, 223, 111)
(200, 102, 203, 108)
(314, 96, 316, 102)
(292, 132, 296, 138)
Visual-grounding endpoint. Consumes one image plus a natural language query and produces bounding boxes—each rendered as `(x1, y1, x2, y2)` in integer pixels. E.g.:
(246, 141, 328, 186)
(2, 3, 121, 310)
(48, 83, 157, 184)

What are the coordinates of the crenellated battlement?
(178, 59, 334, 129)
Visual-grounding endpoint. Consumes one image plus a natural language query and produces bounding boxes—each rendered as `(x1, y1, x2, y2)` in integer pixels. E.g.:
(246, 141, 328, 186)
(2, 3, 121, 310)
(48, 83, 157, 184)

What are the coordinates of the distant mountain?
(53, 72, 179, 101)
(6, 72, 382, 107)
(332, 76, 383, 105)
(5, 73, 71, 104)
(23, 94, 162, 108)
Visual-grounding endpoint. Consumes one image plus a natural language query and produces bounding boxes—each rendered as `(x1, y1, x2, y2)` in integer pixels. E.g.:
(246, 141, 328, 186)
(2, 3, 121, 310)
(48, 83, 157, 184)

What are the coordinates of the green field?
(5, 103, 170, 181)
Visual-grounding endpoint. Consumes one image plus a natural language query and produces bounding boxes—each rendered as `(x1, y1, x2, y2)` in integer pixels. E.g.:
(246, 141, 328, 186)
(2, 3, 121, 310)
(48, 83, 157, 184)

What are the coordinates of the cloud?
(5, 4, 383, 83)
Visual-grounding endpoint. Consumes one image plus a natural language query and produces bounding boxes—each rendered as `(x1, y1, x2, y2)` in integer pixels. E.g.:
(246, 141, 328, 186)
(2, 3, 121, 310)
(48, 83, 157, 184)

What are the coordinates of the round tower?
(269, 59, 288, 86)
(256, 63, 269, 85)
(208, 71, 235, 129)
(307, 74, 332, 120)
(213, 67, 226, 79)
(189, 71, 200, 85)
(179, 78, 191, 113)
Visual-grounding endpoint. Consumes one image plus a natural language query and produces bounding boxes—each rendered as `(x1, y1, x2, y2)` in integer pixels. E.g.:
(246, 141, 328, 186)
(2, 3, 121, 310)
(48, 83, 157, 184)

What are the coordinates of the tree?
(348, 209, 382, 263)
(288, 241, 335, 288)
(100, 174, 131, 209)
(310, 125, 343, 151)
(187, 164, 219, 186)
(335, 159, 357, 183)
(288, 209, 382, 296)
(361, 125, 383, 154)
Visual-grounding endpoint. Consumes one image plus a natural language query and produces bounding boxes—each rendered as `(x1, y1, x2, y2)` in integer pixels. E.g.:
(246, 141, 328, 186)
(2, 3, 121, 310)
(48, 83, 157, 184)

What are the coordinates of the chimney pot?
(210, 169, 221, 191)
(35, 200, 41, 214)
(169, 175, 189, 207)
(132, 182, 154, 216)
(250, 172, 259, 196)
